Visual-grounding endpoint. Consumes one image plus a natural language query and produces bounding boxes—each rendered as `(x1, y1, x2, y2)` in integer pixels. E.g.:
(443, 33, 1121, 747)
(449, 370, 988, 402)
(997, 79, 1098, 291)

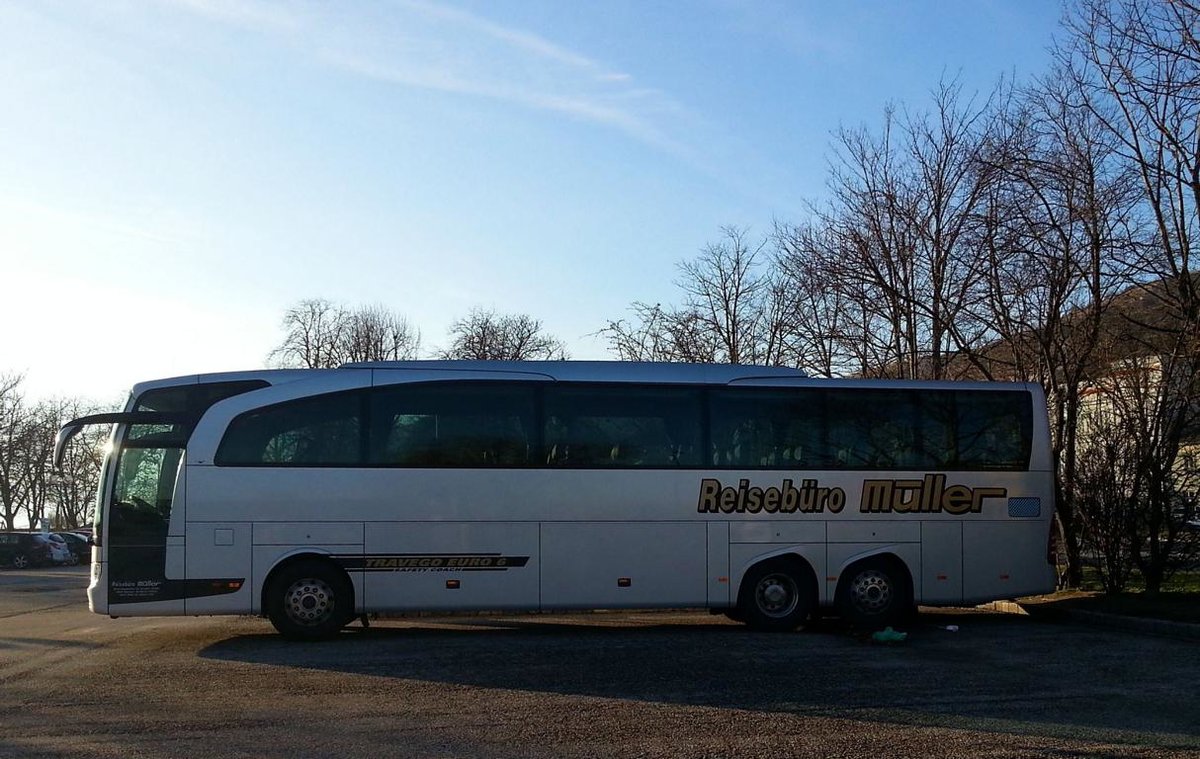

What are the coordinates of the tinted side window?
(136, 381, 270, 414)
(709, 389, 830, 468)
(710, 387, 1031, 471)
(544, 385, 702, 468)
(369, 383, 537, 467)
(216, 392, 364, 466)
(826, 389, 933, 469)
(131, 380, 270, 445)
(942, 390, 1031, 470)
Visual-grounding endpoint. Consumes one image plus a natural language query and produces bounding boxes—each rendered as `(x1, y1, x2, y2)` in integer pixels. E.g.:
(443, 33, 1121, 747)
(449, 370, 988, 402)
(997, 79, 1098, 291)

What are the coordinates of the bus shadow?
(199, 611, 1200, 748)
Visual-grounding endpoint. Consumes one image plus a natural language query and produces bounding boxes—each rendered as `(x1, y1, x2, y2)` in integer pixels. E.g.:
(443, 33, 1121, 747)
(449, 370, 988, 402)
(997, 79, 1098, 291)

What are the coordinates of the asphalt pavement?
(1, 566, 1198, 758)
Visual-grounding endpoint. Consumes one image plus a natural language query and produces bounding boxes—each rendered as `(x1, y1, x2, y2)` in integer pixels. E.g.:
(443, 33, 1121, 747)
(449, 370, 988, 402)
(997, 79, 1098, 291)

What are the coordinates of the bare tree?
(601, 227, 796, 366)
(778, 80, 998, 379)
(442, 309, 566, 360)
(601, 302, 719, 363)
(16, 402, 56, 531)
(269, 299, 421, 368)
(342, 305, 423, 364)
(773, 220, 887, 377)
(40, 398, 107, 530)
(1075, 405, 1140, 593)
(0, 373, 26, 530)
(1063, 0, 1200, 593)
(0, 378, 110, 531)
(677, 226, 793, 365)
(970, 68, 1141, 585)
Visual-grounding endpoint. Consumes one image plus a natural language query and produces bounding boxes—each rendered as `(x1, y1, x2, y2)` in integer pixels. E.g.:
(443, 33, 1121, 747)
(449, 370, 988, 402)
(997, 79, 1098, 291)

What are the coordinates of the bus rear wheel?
(267, 560, 354, 640)
(738, 560, 814, 632)
(835, 557, 910, 628)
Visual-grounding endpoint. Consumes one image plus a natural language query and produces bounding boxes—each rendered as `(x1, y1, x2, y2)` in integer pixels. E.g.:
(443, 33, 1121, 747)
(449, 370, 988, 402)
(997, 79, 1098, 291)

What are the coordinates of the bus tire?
(737, 559, 815, 632)
(12, 554, 30, 570)
(266, 559, 354, 640)
(835, 556, 910, 629)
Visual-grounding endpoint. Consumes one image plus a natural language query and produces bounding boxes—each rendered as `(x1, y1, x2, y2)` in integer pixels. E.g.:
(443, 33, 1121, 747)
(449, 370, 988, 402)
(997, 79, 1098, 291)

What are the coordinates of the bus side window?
(952, 390, 1031, 470)
(542, 385, 702, 468)
(710, 389, 827, 470)
(368, 382, 536, 467)
(216, 391, 364, 466)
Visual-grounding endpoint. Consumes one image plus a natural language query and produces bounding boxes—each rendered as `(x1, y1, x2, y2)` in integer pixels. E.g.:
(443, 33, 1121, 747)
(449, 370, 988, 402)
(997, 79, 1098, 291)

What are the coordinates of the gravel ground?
(2, 566, 1198, 758)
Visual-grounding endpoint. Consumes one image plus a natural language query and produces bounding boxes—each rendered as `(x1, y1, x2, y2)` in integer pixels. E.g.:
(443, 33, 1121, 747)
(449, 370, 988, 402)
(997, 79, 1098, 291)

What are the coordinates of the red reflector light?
(446, 580, 460, 589)
(617, 577, 631, 587)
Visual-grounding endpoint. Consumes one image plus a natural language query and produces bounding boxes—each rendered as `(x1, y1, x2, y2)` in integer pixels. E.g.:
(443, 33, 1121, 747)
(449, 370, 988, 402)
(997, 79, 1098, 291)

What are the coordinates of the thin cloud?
(396, 0, 609, 74)
(162, 0, 692, 156)
(325, 50, 680, 153)
(160, 0, 298, 33)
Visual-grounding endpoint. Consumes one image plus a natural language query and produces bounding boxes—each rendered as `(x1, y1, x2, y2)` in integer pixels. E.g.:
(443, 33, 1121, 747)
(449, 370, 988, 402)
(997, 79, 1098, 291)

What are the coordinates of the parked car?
(42, 533, 75, 565)
(54, 532, 90, 565)
(0, 532, 54, 569)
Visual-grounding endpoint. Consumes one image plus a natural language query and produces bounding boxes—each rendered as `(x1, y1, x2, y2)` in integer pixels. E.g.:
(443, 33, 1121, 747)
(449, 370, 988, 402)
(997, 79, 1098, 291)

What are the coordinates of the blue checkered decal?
(1008, 497, 1041, 518)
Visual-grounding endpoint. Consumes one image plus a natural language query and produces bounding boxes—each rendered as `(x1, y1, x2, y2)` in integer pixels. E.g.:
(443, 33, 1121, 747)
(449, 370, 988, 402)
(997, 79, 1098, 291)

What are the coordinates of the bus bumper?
(87, 562, 107, 615)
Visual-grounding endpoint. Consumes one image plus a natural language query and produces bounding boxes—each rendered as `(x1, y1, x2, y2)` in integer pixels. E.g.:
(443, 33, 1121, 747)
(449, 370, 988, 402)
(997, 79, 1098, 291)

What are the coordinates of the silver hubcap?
(755, 573, 799, 618)
(284, 577, 335, 627)
(13, 556, 28, 569)
(850, 569, 893, 614)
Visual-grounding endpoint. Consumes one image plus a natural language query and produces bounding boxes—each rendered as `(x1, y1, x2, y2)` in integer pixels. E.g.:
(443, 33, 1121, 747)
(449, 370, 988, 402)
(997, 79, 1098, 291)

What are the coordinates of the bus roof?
(338, 360, 807, 383)
(129, 369, 324, 397)
(129, 361, 1038, 393)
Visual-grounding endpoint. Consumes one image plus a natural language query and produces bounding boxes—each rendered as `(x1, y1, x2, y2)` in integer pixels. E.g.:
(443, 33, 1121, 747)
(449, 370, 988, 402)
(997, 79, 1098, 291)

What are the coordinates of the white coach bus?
(56, 361, 1056, 639)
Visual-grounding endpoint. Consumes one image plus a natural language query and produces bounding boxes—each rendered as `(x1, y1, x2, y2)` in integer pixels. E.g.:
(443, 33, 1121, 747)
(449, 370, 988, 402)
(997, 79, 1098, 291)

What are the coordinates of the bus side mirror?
(53, 423, 85, 469)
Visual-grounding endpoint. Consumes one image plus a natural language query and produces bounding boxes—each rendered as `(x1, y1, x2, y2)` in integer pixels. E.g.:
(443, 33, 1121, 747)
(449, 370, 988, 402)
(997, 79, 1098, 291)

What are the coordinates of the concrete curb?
(981, 600, 1200, 641)
(978, 600, 1028, 616)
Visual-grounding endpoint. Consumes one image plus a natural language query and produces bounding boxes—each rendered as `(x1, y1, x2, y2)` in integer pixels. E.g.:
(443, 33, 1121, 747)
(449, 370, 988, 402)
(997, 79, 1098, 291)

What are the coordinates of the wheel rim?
(13, 555, 28, 569)
(849, 569, 893, 614)
(754, 572, 799, 618)
(283, 577, 336, 628)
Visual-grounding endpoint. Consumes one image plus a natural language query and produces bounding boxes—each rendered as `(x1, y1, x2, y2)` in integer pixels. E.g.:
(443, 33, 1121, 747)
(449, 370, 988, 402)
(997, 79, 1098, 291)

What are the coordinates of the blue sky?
(0, 0, 1061, 402)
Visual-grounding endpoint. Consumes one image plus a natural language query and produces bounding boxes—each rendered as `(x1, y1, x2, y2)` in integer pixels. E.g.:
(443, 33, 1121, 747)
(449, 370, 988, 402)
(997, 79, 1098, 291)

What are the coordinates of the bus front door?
(106, 434, 244, 613)
(106, 440, 187, 613)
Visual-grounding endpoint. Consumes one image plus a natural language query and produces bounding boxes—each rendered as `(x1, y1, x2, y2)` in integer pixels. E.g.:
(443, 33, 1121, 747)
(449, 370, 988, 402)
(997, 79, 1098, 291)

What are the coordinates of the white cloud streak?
(164, 0, 693, 155)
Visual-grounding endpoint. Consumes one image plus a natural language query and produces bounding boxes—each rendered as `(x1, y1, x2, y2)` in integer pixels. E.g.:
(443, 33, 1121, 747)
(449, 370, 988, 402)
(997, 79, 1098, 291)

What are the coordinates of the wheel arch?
(259, 550, 356, 617)
(833, 550, 915, 617)
(835, 547, 916, 624)
(734, 550, 820, 610)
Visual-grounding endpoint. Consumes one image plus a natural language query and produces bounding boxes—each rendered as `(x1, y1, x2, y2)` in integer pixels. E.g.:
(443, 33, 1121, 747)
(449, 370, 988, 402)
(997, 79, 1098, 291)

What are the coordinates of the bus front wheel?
(738, 559, 815, 632)
(266, 559, 354, 640)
